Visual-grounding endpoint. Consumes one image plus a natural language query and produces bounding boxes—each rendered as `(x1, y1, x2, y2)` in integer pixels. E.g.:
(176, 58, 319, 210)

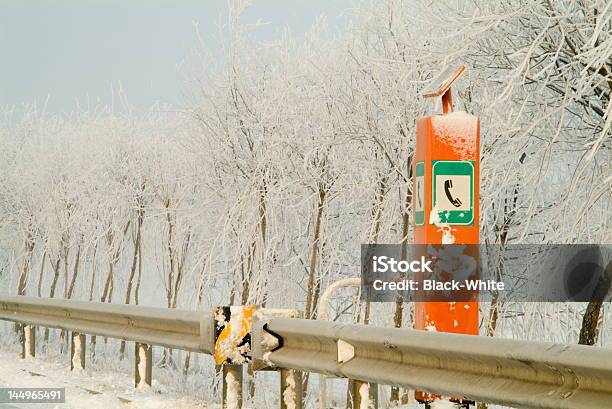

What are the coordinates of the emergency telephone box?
(413, 65, 480, 406)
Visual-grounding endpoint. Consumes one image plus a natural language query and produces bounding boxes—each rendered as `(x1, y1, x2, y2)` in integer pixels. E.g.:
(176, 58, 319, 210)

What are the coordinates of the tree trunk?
(60, 245, 71, 348)
(67, 245, 81, 299)
(391, 164, 413, 405)
(17, 235, 35, 296)
(255, 185, 269, 305)
(134, 235, 143, 305)
(305, 188, 326, 320)
(364, 173, 388, 325)
(62, 247, 69, 298)
(171, 230, 191, 309)
(88, 244, 98, 302)
(125, 212, 143, 306)
(302, 188, 327, 401)
(36, 250, 47, 297)
(120, 209, 143, 358)
(100, 261, 114, 303)
(347, 174, 388, 407)
(101, 221, 131, 304)
(164, 198, 175, 310)
(45, 257, 61, 342)
(95, 222, 129, 349)
(162, 198, 176, 368)
(183, 353, 191, 377)
(579, 260, 612, 345)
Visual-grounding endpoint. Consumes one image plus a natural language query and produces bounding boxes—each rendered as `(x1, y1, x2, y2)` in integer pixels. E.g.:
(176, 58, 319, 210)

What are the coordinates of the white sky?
(0, 0, 355, 114)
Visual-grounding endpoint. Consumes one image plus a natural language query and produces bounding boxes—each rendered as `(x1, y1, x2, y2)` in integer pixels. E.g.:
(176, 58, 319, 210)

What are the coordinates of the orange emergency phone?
(413, 65, 480, 407)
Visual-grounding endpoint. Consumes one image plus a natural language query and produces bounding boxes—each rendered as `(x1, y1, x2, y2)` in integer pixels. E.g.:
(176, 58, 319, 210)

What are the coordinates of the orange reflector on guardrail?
(213, 305, 255, 365)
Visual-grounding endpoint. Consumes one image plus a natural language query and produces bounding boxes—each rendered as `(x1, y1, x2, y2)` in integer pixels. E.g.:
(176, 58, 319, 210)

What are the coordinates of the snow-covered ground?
(0, 325, 506, 409)
(0, 349, 209, 409)
(0, 345, 470, 409)
(0, 345, 512, 409)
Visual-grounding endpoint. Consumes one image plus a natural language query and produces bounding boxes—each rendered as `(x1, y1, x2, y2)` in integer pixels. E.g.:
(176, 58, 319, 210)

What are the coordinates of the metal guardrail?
(0, 296, 214, 354)
(255, 317, 612, 409)
(0, 296, 300, 409)
(3, 296, 612, 409)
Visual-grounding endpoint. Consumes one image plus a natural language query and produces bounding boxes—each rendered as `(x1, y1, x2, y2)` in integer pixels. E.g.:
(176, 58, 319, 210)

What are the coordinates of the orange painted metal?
(214, 305, 255, 365)
(413, 85, 480, 404)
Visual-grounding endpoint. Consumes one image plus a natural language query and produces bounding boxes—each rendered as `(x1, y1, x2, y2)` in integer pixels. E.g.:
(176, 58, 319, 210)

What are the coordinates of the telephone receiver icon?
(444, 179, 462, 207)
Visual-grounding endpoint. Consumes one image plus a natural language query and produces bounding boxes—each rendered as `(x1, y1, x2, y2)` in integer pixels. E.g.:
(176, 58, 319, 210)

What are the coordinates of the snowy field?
(0, 343, 501, 409)
(0, 336, 469, 409)
(0, 348, 208, 409)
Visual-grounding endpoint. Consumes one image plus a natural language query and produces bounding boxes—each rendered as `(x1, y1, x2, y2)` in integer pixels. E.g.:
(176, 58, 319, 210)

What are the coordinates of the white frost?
(255, 308, 300, 319)
(0, 349, 204, 408)
(225, 370, 240, 409)
(429, 206, 456, 244)
(429, 208, 441, 225)
(217, 306, 251, 364)
(429, 244, 477, 282)
(440, 228, 455, 244)
(215, 309, 228, 327)
(261, 330, 279, 350)
(431, 111, 478, 160)
(137, 345, 149, 388)
(430, 399, 462, 408)
(72, 334, 82, 371)
(24, 326, 32, 359)
(358, 382, 373, 409)
(282, 370, 297, 409)
(261, 330, 280, 365)
(425, 323, 437, 332)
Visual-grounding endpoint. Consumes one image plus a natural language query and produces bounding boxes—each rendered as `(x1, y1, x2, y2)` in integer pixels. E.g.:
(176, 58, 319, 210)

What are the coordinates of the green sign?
(432, 160, 474, 226)
(415, 162, 425, 225)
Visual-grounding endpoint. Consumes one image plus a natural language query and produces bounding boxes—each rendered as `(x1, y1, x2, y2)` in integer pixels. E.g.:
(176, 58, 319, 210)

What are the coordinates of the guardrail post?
(70, 332, 85, 370)
(351, 380, 377, 409)
(222, 364, 243, 409)
(135, 343, 152, 388)
(319, 374, 327, 409)
(280, 368, 302, 409)
(247, 363, 256, 400)
(20, 325, 35, 359)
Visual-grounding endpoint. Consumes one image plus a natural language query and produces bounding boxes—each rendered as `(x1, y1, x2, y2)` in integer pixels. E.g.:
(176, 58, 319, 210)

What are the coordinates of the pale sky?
(0, 0, 355, 113)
